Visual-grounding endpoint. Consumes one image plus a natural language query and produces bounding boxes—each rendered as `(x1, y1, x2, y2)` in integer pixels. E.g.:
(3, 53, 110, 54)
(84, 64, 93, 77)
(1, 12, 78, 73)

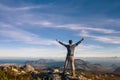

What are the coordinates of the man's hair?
(69, 40, 73, 44)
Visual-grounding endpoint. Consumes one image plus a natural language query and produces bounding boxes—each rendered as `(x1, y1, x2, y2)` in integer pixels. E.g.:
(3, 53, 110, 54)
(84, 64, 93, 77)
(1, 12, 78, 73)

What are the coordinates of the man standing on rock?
(56, 38, 84, 77)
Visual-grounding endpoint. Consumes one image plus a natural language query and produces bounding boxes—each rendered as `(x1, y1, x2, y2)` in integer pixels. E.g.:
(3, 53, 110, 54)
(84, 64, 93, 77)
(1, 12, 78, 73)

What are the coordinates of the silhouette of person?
(56, 38, 84, 77)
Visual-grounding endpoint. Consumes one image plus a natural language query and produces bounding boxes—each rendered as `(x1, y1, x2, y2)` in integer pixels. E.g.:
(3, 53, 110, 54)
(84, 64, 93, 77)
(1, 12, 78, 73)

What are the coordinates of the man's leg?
(63, 56, 69, 74)
(70, 56, 75, 77)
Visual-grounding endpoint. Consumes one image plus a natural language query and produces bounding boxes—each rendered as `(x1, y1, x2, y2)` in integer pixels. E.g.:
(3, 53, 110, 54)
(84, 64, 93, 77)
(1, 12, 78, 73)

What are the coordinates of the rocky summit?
(0, 60, 120, 80)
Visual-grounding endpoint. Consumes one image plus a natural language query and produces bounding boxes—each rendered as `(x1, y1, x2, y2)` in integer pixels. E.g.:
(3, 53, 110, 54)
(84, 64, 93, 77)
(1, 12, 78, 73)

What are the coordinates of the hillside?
(114, 67, 120, 74)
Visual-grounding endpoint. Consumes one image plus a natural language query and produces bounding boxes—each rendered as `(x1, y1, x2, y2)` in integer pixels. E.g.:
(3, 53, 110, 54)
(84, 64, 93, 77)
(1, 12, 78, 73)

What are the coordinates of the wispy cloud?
(1, 3, 119, 34)
(0, 4, 47, 11)
(80, 30, 120, 44)
(0, 22, 56, 45)
(19, 17, 118, 34)
(23, 20, 54, 27)
(102, 18, 120, 26)
(91, 35, 120, 44)
(6, 14, 119, 45)
(56, 24, 118, 34)
(0, 3, 119, 46)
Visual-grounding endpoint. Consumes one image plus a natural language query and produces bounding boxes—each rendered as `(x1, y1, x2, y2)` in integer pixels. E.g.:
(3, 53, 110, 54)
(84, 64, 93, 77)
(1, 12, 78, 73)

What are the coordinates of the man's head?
(69, 40, 73, 44)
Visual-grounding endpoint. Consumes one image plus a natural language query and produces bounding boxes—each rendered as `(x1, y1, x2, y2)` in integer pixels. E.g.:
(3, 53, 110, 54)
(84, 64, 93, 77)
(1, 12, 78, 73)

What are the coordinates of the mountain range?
(25, 59, 107, 72)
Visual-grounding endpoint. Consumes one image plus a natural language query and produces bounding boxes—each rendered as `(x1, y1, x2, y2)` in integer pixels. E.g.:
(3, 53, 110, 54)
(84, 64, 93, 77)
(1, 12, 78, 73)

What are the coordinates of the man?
(56, 38, 84, 77)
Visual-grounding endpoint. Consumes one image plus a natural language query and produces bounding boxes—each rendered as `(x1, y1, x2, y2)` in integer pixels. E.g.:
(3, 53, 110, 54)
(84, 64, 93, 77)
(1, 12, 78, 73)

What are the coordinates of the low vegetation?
(75, 70, 120, 80)
(0, 69, 33, 80)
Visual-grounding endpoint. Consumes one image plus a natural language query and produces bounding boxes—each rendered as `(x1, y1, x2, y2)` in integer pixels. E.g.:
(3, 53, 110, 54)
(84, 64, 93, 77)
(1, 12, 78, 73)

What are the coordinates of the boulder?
(22, 64, 35, 72)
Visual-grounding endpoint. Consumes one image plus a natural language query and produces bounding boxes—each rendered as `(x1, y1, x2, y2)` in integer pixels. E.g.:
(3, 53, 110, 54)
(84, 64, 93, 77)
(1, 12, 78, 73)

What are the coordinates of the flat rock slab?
(66, 76, 79, 80)
(39, 72, 90, 80)
(61, 73, 79, 80)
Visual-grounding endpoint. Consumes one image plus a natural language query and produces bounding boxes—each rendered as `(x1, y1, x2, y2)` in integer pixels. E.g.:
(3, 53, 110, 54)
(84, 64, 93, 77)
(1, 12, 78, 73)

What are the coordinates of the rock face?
(52, 68, 60, 73)
(0, 64, 120, 80)
(22, 64, 35, 72)
(0, 64, 18, 71)
(39, 70, 91, 80)
(0, 64, 36, 75)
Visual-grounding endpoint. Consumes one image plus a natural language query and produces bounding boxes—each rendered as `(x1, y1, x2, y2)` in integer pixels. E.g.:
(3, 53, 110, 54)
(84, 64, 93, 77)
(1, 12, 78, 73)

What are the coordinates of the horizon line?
(0, 56, 119, 59)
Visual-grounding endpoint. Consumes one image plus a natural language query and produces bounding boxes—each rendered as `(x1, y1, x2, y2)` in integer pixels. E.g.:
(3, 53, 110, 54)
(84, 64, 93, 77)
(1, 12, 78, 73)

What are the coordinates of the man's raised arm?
(74, 38, 84, 46)
(56, 39, 66, 46)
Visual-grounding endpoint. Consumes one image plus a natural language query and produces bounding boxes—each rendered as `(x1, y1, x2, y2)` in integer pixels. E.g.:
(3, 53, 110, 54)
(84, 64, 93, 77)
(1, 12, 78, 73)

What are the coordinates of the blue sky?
(0, 0, 120, 58)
